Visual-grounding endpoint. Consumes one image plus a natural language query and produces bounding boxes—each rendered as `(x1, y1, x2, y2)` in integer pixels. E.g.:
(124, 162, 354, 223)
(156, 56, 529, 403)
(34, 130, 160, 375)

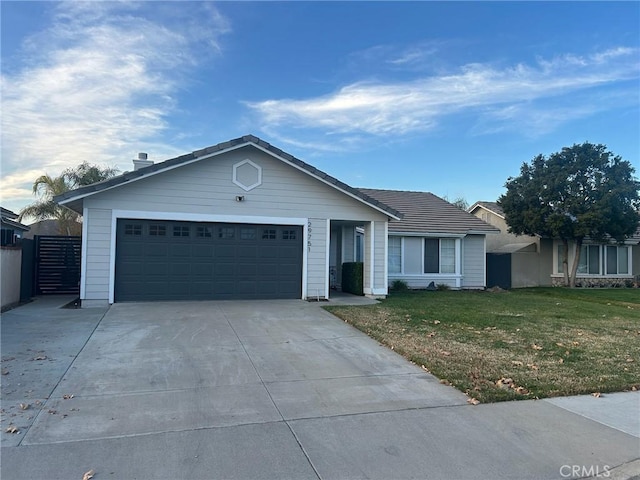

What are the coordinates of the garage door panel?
(115, 220, 302, 301)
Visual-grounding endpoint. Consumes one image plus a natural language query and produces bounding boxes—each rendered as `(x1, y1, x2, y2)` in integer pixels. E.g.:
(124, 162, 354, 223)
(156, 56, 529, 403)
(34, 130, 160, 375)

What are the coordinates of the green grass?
(325, 288, 640, 403)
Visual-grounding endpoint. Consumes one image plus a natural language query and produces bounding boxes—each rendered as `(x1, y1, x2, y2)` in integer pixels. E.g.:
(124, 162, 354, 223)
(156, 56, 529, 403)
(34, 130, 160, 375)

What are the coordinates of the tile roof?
(55, 135, 402, 219)
(359, 189, 500, 235)
(469, 201, 504, 217)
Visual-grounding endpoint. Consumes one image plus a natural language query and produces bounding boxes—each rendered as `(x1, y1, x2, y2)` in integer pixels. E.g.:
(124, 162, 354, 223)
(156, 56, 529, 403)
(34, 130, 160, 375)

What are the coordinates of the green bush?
(390, 279, 409, 292)
(342, 262, 364, 296)
(436, 283, 451, 291)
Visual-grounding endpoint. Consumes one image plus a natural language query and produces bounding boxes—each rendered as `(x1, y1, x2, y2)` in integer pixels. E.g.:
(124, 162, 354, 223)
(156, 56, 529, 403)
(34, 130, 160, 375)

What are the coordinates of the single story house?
(470, 201, 640, 288)
(55, 135, 496, 306)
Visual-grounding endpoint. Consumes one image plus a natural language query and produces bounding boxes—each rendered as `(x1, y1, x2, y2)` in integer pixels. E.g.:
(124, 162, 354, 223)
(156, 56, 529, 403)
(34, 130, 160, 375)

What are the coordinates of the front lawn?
(326, 288, 639, 403)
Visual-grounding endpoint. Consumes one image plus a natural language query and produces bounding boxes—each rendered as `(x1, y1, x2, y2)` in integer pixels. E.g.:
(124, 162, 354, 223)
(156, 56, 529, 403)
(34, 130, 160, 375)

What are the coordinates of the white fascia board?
(80, 207, 88, 300)
(250, 143, 402, 221)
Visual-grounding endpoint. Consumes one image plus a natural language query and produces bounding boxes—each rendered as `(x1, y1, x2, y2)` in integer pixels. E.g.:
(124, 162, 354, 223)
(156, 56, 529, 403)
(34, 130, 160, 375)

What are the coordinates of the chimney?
(133, 152, 153, 171)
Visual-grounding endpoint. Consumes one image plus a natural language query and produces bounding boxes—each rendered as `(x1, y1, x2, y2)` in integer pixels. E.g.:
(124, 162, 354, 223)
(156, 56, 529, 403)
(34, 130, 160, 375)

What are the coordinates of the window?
(424, 239, 439, 273)
(218, 227, 234, 239)
(558, 243, 631, 276)
(388, 237, 401, 274)
(355, 233, 363, 262)
(149, 224, 166, 236)
(240, 228, 256, 240)
(440, 239, 456, 273)
(262, 229, 276, 240)
(173, 226, 190, 237)
(606, 245, 629, 275)
(282, 229, 297, 240)
(196, 226, 212, 238)
(124, 224, 142, 236)
(425, 238, 457, 274)
(577, 245, 600, 275)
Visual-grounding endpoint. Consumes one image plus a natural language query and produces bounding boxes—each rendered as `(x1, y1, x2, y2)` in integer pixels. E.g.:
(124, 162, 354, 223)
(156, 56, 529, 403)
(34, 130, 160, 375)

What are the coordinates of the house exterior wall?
(472, 208, 539, 252)
(461, 234, 485, 289)
(81, 146, 388, 304)
(511, 252, 541, 288)
(1, 247, 22, 308)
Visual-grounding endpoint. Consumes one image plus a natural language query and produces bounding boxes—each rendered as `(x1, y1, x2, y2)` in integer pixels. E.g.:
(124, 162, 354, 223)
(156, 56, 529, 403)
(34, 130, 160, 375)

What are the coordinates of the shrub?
(342, 262, 364, 296)
(436, 283, 451, 291)
(390, 279, 409, 292)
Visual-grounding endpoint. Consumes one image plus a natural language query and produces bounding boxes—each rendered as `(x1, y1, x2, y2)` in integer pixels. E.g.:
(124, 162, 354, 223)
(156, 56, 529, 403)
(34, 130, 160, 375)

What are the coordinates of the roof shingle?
(359, 189, 499, 235)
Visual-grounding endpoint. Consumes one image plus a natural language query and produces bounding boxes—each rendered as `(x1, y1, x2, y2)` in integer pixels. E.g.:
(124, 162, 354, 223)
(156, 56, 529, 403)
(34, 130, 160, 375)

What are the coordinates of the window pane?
(173, 226, 190, 237)
(240, 228, 256, 240)
(149, 225, 166, 236)
(577, 245, 587, 274)
(218, 227, 234, 239)
(557, 244, 566, 274)
(424, 238, 439, 273)
(440, 238, 456, 274)
(588, 245, 600, 274)
(388, 237, 401, 274)
(618, 246, 629, 274)
(262, 229, 276, 240)
(606, 246, 617, 275)
(196, 226, 212, 238)
(282, 229, 297, 240)
(125, 224, 142, 236)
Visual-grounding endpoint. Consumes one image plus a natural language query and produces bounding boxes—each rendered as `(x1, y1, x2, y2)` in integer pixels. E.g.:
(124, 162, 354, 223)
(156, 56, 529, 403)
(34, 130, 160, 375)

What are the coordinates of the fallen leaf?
(511, 360, 523, 366)
(591, 392, 601, 398)
(531, 344, 543, 350)
(63, 394, 74, 400)
(515, 386, 529, 395)
(33, 356, 47, 361)
(83, 470, 95, 480)
(632, 386, 637, 391)
(577, 332, 583, 336)
(433, 320, 441, 325)
(5, 426, 19, 433)
(48, 409, 57, 415)
(19, 403, 29, 410)
(558, 358, 564, 364)
(556, 342, 564, 347)
(1, 369, 8, 375)
(426, 332, 436, 338)
(496, 378, 514, 390)
(440, 351, 451, 356)
(572, 342, 580, 346)
(467, 398, 480, 405)
(527, 364, 539, 370)
(626, 358, 634, 363)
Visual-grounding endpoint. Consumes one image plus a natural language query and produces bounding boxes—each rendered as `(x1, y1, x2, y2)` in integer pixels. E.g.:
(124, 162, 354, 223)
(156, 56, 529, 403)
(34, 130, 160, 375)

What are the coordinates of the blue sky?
(2, 1, 639, 217)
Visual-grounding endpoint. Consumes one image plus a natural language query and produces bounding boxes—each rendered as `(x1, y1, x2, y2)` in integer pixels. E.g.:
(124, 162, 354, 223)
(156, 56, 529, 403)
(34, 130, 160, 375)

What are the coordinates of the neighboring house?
(1, 207, 30, 246)
(469, 201, 640, 288)
(361, 190, 499, 289)
(1, 207, 30, 309)
(54, 135, 499, 306)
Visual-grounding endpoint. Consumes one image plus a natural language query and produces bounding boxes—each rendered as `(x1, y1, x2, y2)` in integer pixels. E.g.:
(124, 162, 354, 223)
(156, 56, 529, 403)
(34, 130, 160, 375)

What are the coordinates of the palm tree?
(19, 162, 119, 235)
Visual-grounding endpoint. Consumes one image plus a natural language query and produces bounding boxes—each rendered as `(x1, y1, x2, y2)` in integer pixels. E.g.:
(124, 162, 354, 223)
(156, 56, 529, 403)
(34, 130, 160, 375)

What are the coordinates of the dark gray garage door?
(115, 219, 303, 302)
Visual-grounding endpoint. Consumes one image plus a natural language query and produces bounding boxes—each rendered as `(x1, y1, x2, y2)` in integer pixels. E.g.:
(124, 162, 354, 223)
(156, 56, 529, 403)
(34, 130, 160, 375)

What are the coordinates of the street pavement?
(1, 295, 638, 480)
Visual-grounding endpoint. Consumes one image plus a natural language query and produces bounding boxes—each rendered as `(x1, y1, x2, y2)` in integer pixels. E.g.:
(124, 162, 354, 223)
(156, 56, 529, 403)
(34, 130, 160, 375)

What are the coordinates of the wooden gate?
(34, 236, 81, 295)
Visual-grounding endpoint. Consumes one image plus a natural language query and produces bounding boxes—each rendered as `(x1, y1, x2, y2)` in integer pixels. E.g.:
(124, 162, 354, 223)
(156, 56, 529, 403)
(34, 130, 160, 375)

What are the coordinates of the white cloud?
(247, 47, 639, 150)
(1, 1, 230, 209)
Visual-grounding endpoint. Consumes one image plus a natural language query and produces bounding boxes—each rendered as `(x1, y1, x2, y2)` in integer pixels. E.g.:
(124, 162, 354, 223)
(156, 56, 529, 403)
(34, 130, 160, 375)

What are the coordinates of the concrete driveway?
(2, 296, 639, 479)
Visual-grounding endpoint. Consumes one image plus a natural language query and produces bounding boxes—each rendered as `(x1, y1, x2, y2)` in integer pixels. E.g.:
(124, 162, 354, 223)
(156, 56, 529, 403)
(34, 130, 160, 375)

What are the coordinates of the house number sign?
(307, 220, 312, 251)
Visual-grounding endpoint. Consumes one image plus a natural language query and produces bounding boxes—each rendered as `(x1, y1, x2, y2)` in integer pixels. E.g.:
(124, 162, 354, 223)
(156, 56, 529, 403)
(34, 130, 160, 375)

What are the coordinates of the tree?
(444, 195, 469, 211)
(498, 143, 640, 287)
(19, 162, 119, 235)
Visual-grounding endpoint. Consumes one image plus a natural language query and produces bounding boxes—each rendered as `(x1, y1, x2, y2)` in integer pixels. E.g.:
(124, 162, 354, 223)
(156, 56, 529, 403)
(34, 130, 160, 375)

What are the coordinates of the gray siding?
(83, 208, 112, 300)
(373, 221, 387, 292)
(82, 146, 387, 303)
(462, 234, 485, 288)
